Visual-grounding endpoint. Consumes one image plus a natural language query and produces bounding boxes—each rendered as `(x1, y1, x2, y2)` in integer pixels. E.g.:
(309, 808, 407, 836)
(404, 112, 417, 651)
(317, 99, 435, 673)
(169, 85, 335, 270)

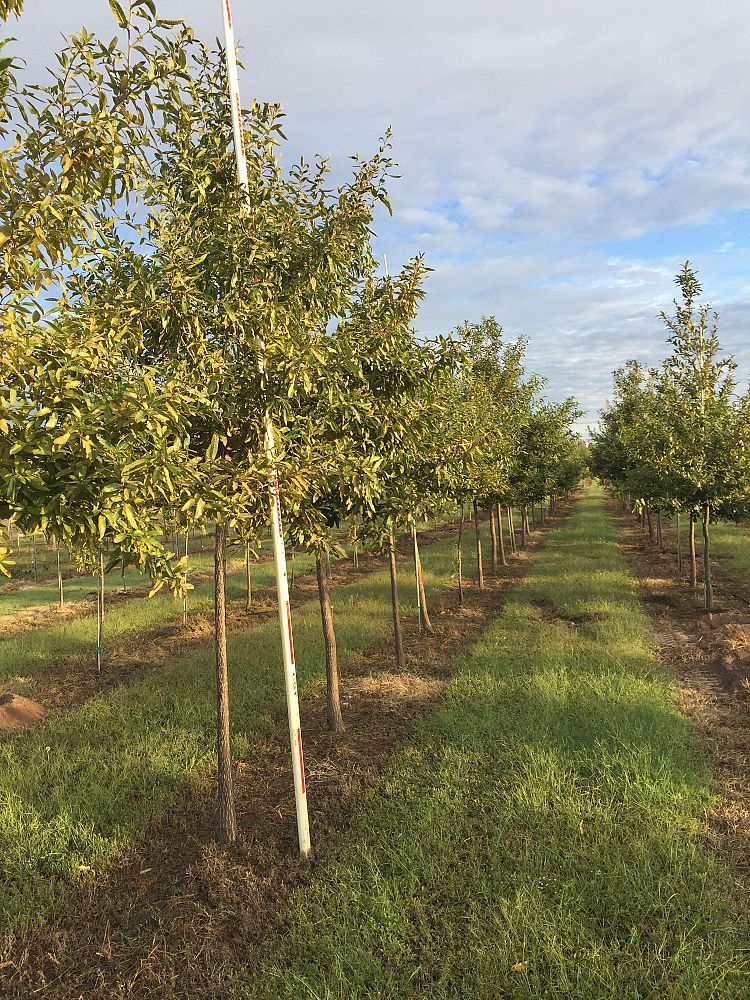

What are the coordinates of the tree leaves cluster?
(591, 263, 750, 608)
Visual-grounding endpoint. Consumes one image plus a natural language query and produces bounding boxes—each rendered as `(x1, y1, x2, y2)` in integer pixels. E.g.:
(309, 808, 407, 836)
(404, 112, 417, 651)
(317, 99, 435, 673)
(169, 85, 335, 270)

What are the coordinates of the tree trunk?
(702, 503, 713, 611)
(656, 511, 663, 552)
(521, 506, 528, 548)
(457, 504, 465, 606)
(316, 549, 344, 731)
(412, 523, 423, 633)
(489, 506, 498, 574)
(414, 528, 433, 633)
(182, 531, 189, 626)
(352, 522, 359, 569)
(689, 513, 697, 595)
(214, 525, 238, 844)
(388, 526, 404, 667)
(676, 512, 683, 580)
(473, 500, 484, 590)
(245, 540, 252, 611)
(497, 503, 507, 566)
(508, 506, 517, 553)
(96, 549, 104, 675)
(57, 544, 64, 609)
(646, 506, 654, 544)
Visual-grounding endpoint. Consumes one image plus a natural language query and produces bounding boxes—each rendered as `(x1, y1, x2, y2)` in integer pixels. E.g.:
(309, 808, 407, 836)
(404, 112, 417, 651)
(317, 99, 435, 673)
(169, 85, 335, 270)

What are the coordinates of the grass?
(672, 514, 750, 580)
(0, 515, 491, 934)
(234, 485, 749, 1000)
(0, 552, 317, 683)
(0, 545, 245, 618)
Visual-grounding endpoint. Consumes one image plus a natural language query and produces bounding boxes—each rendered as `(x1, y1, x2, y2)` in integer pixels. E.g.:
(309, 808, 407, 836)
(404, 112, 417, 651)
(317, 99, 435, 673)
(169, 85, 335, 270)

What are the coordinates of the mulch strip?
(0, 504, 570, 999)
(608, 499, 750, 915)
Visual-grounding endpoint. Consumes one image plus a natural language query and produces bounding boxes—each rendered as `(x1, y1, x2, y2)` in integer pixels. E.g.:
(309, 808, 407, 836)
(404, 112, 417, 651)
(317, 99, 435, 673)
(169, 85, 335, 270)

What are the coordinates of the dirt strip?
(0, 517, 472, 723)
(609, 500, 750, 917)
(0, 502, 572, 1000)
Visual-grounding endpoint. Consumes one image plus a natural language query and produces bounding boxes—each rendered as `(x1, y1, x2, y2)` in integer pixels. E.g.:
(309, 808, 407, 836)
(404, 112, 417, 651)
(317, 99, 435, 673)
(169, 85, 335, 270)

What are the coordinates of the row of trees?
(591, 263, 750, 609)
(0, 2, 584, 846)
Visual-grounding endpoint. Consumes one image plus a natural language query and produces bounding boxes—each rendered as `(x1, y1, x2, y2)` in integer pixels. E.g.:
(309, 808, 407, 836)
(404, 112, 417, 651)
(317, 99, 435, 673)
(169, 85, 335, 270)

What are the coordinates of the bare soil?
(0, 693, 45, 734)
(0, 503, 571, 1000)
(609, 501, 750, 912)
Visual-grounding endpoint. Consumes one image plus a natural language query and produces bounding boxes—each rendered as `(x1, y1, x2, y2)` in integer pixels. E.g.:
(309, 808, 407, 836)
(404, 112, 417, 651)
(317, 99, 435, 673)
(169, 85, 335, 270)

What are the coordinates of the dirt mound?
(711, 623, 750, 651)
(0, 693, 46, 734)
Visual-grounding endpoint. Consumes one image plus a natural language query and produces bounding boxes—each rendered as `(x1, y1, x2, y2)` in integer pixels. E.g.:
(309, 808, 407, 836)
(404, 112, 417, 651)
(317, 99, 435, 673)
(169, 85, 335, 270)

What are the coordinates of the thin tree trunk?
(497, 503, 507, 566)
(473, 500, 484, 590)
(702, 503, 713, 611)
(521, 506, 528, 548)
(352, 522, 359, 569)
(656, 511, 663, 552)
(689, 513, 697, 595)
(508, 506, 517, 553)
(646, 506, 654, 544)
(457, 504, 465, 606)
(316, 548, 344, 731)
(96, 549, 104, 675)
(214, 525, 237, 844)
(412, 523, 423, 634)
(414, 528, 433, 633)
(489, 506, 498, 574)
(57, 544, 64, 609)
(676, 512, 683, 580)
(245, 540, 252, 611)
(388, 526, 404, 667)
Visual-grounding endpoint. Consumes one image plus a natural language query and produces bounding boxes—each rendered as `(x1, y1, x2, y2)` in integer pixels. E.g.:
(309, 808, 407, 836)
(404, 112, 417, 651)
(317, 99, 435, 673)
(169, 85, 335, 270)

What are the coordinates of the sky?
(6, 0, 750, 432)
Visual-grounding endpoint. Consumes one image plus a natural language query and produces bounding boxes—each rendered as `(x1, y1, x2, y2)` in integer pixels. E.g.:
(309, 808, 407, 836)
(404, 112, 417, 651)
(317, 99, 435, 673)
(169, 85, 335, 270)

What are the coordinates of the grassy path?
(237, 485, 748, 1000)
(0, 515, 495, 934)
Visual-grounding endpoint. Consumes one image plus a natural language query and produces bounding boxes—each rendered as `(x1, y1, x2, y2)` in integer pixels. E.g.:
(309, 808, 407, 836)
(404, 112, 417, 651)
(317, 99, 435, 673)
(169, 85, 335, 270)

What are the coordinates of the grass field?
(237, 486, 748, 999)
(0, 551, 317, 684)
(0, 516, 491, 934)
(671, 514, 750, 580)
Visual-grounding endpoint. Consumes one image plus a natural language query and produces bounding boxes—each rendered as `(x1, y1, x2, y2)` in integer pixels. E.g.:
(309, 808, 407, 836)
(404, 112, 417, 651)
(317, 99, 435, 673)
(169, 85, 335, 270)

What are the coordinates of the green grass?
(0, 516, 491, 934)
(235, 485, 748, 1000)
(673, 515, 750, 580)
(0, 553, 318, 683)
(0, 548, 235, 617)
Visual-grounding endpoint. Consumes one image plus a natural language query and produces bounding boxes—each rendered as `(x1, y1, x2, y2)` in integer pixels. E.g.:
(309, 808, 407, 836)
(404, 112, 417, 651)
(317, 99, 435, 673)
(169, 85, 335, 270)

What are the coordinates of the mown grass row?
(0, 552, 220, 618)
(236, 485, 748, 1000)
(0, 516, 493, 934)
(0, 551, 316, 684)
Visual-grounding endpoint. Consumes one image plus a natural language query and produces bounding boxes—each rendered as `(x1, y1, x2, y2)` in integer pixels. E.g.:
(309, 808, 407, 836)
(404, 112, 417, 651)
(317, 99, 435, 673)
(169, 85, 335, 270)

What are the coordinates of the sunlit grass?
(237, 486, 748, 1000)
(0, 517, 489, 934)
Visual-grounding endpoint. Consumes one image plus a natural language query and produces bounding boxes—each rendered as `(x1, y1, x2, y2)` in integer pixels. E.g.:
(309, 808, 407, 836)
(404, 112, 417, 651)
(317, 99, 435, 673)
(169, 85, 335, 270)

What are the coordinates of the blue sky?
(6, 0, 750, 431)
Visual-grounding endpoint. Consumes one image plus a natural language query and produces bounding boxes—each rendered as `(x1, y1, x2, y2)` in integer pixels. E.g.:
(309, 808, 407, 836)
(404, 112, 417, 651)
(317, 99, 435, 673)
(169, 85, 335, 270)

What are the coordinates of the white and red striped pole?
(219, 0, 311, 859)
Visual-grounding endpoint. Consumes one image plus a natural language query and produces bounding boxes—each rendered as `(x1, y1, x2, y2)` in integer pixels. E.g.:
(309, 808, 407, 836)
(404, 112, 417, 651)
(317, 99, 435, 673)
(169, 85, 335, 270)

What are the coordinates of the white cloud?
(8, 0, 750, 425)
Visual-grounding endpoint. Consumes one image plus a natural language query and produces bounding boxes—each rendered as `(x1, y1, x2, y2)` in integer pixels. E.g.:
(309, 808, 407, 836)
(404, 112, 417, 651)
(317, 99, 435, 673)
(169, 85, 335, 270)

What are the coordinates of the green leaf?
(108, 0, 128, 29)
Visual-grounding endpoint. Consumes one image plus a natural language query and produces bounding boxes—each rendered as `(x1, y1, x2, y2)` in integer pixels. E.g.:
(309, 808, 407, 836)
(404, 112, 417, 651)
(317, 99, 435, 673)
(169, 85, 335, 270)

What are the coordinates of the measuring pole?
(219, 0, 311, 858)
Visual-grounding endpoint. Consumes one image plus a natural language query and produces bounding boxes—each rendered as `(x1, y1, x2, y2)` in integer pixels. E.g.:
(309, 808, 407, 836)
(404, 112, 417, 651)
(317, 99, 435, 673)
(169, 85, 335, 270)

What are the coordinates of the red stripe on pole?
(285, 601, 295, 664)
(224, 0, 232, 28)
(297, 728, 305, 793)
(235, 94, 245, 156)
